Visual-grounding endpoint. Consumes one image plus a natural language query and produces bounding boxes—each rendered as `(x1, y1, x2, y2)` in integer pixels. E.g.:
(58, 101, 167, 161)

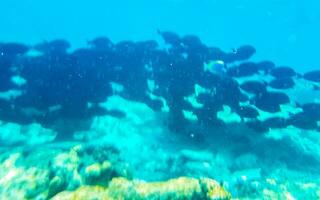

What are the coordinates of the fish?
(304, 70, 320, 82)
(204, 60, 226, 75)
(270, 66, 296, 78)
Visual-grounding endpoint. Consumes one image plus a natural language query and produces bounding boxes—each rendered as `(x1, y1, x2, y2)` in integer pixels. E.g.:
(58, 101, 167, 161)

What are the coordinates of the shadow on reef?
(1, 32, 320, 170)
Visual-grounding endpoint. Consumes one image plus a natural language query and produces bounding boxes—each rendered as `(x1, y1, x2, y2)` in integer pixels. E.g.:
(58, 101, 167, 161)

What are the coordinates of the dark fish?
(227, 62, 259, 77)
(234, 45, 256, 61)
(88, 37, 113, 50)
(115, 41, 137, 58)
(268, 78, 295, 89)
(223, 52, 237, 63)
(181, 35, 202, 46)
(198, 72, 222, 88)
(236, 106, 259, 118)
(261, 117, 288, 129)
(0, 55, 13, 87)
(288, 112, 318, 130)
(71, 48, 93, 58)
(207, 47, 227, 61)
(50, 39, 70, 51)
(252, 91, 290, 112)
(87, 105, 110, 116)
(256, 60, 275, 74)
(270, 66, 296, 78)
(157, 30, 181, 46)
(240, 81, 267, 94)
(245, 120, 269, 132)
(2, 33, 320, 139)
(0, 42, 29, 56)
(115, 40, 136, 49)
(181, 35, 207, 53)
(302, 103, 320, 120)
(136, 40, 159, 50)
(304, 70, 320, 82)
(0, 78, 14, 91)
(239, 93, 250, 102)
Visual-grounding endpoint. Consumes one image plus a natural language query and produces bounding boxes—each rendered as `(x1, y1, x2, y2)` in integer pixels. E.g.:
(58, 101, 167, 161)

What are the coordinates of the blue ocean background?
(1, 0, 319, 72)
(1, 0, 320, 199)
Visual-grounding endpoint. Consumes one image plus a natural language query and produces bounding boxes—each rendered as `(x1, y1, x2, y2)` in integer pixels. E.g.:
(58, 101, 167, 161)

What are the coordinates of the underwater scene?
(1, 1, 320, 199)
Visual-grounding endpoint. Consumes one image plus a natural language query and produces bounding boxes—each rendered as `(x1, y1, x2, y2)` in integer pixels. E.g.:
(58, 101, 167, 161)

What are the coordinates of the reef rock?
(52, 177, 231, 200)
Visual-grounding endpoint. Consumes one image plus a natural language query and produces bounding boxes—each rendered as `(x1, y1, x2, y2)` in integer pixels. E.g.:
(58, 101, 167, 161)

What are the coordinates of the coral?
(2, 143, 320, 199)
(84, 161, 113, 185)
(0, 144, 129, 199)
(48, 176, 66, 198)
(50, 144, 126, 190)
(0, 153, 50, 199)
(51, 186, 109, 200)
(200, 178, 232, 200)
(52, 177, 231, 200)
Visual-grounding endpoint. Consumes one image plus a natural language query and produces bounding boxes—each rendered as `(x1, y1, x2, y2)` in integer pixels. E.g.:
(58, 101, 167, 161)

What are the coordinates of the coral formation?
(0, 145, 231, 200)
(52, 177, 231, 200)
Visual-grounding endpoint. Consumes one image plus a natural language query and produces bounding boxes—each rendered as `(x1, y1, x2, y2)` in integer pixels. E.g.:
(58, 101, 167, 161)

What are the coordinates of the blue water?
(1, 1, 320, 199)
(1, 0, 320, 72)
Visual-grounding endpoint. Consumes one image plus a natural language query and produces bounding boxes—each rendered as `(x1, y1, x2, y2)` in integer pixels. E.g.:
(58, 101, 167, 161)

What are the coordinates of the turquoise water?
(1, 1, 320, 199)
(1, 0, 320, 71)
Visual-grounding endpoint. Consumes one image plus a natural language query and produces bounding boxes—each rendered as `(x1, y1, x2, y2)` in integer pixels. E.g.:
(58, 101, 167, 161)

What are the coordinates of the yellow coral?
(200, 178, 232, 200)
(133, 177, 201, 199)
(85, 163, 103, 177)
(52, 186, 110, 200)
(52, 177, 231, 200)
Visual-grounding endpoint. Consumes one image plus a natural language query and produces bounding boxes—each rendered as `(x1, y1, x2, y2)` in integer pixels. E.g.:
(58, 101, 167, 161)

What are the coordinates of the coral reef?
(52, 177, 231, 200)
(0, 145, 231, 200)
(1, 143, 320, 199)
